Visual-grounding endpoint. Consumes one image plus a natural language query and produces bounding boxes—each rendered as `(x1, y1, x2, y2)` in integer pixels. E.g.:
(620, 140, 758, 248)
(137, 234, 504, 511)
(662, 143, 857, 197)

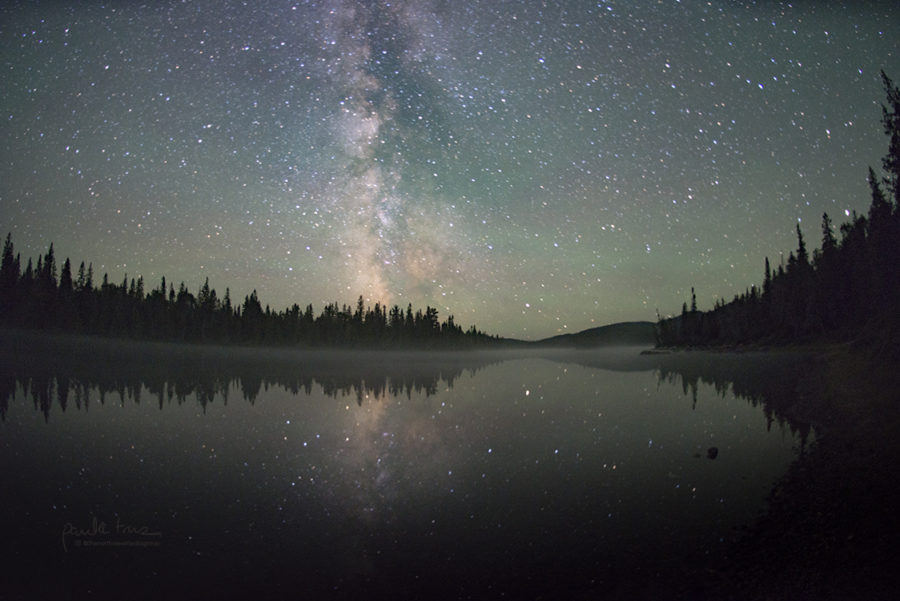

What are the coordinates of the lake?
(1, 333, 813, 599)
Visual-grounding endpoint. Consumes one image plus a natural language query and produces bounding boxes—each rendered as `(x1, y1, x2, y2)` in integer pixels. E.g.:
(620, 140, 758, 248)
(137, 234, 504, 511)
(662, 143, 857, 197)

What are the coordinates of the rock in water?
(707, 447, 719, 459)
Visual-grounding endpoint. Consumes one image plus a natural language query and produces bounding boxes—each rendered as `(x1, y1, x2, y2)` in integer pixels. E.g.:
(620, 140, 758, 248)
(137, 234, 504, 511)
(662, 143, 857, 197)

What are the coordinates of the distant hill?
(534, 321, 657, 348)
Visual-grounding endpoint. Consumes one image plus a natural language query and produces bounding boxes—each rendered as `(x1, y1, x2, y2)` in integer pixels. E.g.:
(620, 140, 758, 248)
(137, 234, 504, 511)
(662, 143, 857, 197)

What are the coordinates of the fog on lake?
(1, 333, 814, 599)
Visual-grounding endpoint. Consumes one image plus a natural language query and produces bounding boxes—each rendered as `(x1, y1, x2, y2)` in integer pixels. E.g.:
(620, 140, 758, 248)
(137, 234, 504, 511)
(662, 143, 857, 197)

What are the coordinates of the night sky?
(2, 1, 898, 340)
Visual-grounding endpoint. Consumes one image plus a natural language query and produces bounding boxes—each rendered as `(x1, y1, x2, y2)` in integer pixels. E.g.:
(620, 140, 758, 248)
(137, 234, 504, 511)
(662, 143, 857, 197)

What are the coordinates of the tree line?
(0, 240, 498, 348)
(658, 71, 900, 347)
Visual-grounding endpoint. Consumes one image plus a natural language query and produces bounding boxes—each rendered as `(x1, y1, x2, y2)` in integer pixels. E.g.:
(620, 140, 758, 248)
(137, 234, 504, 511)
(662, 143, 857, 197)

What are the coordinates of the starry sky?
(2, 1, 898, 340)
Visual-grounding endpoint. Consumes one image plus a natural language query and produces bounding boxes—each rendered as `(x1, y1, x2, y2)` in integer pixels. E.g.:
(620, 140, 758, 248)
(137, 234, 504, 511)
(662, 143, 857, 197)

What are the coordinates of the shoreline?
(647, 340, 857, 355)
(697, 342, 900, 600)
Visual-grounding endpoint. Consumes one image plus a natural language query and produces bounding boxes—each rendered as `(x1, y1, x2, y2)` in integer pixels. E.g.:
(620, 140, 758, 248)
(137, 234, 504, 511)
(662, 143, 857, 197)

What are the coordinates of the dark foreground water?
(0, 334, 813, 600)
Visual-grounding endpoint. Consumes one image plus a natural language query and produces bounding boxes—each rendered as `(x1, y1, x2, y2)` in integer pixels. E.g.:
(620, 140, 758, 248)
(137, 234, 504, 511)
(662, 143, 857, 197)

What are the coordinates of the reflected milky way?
(1, 333, 814, 599)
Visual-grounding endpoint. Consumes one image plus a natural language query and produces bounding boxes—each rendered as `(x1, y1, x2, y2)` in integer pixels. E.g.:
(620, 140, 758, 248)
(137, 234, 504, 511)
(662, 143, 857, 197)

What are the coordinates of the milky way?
(2, 1, 898, 339)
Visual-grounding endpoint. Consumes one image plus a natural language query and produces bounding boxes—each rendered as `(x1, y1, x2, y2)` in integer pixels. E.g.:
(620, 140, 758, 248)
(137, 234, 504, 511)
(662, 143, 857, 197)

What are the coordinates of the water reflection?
(0, 332, 504, 421)
(651, 351, 815, 447)
(1, 333, 816, 599)
(547, 349, 815, 446)
(3, 335, 816, 443)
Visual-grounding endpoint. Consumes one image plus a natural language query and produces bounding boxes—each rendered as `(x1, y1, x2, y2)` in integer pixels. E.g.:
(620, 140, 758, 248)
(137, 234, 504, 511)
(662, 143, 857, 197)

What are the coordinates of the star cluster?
(2, 1, 897, 339)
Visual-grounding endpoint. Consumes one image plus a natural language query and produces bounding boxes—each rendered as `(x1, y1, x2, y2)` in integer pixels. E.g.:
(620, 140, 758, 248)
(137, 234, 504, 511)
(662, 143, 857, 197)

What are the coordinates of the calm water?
(1, 334, 812, 599)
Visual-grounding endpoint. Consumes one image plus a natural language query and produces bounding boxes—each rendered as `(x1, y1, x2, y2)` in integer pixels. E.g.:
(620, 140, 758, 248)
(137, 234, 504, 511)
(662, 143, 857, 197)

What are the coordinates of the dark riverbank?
(688, 344, 900, 600)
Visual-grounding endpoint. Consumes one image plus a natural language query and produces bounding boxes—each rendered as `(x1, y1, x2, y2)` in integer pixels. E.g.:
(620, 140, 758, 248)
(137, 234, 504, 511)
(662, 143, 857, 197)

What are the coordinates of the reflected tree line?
(2, 370, 467, 424)
(653, 353, 815, 447)
(543, 350, 816, 447)
(658, 72, 900, 347)
(0, 333, 503, 422)
(0, 242, 499, 348)
(4, 333, 815, 446)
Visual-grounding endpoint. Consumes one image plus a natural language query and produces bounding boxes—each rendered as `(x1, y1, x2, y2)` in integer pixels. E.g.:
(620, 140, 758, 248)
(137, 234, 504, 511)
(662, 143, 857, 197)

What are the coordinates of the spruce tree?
(795, 224, 809, 267)
(821, 213, 837, 255)
(59, 258, 73, 295)
(0, 233, 16, 288)
(880, 70, 900, 202)
(43, 243, 57, 285)
(0, 233, 19, 319)
(76, 262, 86, 291)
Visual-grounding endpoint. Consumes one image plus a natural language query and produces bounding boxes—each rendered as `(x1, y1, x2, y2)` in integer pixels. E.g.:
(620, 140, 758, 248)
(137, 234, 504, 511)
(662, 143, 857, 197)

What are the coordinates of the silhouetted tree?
(821, 212, 837, 256)
(658, 73, 900, 347)
(880, 70, 900, 202)
(0, 234, 19, 321)
(0, 234, 497, 349)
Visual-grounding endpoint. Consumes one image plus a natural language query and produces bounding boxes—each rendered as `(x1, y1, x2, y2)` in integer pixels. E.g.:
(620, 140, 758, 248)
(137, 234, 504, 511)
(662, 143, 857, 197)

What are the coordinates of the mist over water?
(1, 334, 812, 598)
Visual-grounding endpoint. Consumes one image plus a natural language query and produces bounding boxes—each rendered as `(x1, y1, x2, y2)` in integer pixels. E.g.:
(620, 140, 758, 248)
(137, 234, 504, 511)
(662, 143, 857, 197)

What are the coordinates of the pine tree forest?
(657, 72, 900, 348)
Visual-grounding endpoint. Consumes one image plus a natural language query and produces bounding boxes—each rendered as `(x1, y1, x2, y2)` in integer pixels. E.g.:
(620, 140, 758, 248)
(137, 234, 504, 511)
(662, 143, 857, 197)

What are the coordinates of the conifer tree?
(0, 234, 16, 288)
(867, 167, 892, 228)
(43, 243, 57, 285)
(821, 213, 836, 255)
(0, 233, 19, 319)
(795, 224, 809, 267)
(880, 70, 900, 202)
(76, 262, 86, 291)
(59, 258, 73, 295)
